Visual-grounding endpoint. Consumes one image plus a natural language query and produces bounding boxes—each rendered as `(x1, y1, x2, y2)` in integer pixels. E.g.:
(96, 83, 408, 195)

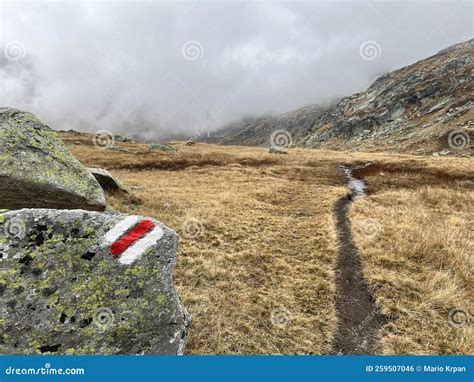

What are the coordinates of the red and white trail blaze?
(104, 216, 164, 265)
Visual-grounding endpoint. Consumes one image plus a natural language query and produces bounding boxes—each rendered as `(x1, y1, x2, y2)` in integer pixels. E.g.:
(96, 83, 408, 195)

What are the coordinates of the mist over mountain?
(1, 1, 472, 140)
(208, 39, 473, 155)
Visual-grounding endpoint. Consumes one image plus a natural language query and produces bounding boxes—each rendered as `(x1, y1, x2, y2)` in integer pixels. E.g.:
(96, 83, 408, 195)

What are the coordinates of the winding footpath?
(331, 164, 388, 354)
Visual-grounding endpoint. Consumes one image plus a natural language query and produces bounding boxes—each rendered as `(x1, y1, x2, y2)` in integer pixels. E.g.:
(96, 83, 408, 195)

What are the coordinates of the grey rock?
(269, 146, 288, 154)
(427, 97, 452, 113)
(149, 143, 177, 152)
(0, 208, 189, 355)
(89, 168, 131, 193)
(114, 135, 135, 143)
(107, 146, 124, 152)
(389, 104, 405, 120)
(0, 108, 106, 211)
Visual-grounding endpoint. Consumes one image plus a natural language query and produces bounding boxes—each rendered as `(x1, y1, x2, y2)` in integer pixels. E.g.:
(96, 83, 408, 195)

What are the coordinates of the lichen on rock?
(0, 108, 106, 211)
(0, 209, 189, 355)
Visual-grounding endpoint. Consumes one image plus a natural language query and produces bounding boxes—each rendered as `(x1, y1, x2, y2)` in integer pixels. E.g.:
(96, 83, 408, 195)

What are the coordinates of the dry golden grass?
(62, 131, 473, 355)
(64, 132, 348, 354)
(350, 163, 473, 355)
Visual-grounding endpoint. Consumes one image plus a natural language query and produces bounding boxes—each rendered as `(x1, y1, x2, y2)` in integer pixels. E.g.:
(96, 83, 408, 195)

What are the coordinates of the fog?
(0, 1, 472, 140)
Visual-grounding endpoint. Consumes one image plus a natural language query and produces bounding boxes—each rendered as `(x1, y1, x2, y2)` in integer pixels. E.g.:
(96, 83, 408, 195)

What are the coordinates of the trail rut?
(331, 164, 387, 354)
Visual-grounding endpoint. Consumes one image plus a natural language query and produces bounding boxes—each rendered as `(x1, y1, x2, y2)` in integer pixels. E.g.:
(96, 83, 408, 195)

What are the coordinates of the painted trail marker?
(104, 217, 164, 265)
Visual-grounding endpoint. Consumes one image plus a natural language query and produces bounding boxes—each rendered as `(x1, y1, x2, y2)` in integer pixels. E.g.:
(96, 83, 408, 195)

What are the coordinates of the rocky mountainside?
(208, 39, 473, 155)
(205, 105, 325, 147)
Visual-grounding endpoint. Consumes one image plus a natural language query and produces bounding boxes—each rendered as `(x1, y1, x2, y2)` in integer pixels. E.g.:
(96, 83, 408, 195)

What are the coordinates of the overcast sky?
(0, 1, 472, 140)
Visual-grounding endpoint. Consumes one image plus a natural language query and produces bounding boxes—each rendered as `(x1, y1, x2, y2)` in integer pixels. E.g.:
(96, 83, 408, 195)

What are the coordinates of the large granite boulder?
(0, 209, 189, 355)
(0, 108, 106, 211)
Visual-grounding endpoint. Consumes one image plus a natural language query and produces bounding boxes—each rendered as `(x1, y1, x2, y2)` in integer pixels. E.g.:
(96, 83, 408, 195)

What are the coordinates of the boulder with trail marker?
(0, 209, 189, 355)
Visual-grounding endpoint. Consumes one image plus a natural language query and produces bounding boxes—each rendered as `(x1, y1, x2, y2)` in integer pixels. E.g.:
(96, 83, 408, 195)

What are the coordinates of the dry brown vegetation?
(350, 161, 473, 355)
(62, 131, 473, 355)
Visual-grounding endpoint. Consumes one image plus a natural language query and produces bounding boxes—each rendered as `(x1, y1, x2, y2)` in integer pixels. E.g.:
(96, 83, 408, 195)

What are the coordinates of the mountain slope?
(209, 39, 473, 155)
(205, 105, 325, 147)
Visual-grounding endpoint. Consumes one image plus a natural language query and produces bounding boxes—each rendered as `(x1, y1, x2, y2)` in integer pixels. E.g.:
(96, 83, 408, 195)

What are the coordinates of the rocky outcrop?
(0, 108, 106, 210)
(269, 146, 288, 154)
(149, 143, 177, 152)
(301, 39, 473, 153)
(89, 168, 131, 193)
(0, 209, 189, 355)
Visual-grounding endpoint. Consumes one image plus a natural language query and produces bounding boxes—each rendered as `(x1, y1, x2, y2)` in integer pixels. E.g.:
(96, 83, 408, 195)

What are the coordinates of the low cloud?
(0, 1, 471, 140)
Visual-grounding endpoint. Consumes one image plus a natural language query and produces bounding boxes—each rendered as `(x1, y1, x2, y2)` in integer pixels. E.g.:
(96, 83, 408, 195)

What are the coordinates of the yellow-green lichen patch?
(155, 293, 166, 306)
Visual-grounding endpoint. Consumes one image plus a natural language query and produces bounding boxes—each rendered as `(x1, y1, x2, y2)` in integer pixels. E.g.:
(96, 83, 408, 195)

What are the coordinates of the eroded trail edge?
(332, 164, 387, 354)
